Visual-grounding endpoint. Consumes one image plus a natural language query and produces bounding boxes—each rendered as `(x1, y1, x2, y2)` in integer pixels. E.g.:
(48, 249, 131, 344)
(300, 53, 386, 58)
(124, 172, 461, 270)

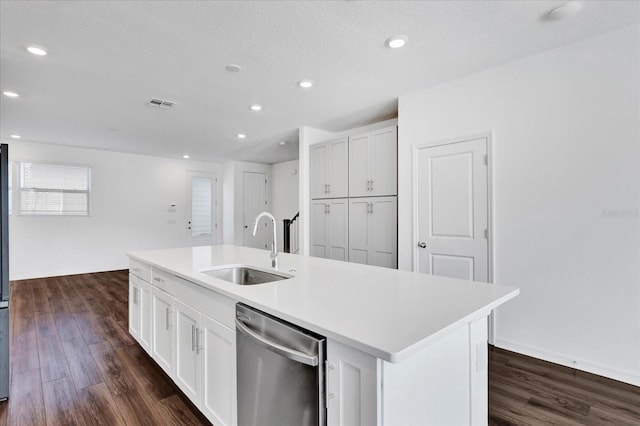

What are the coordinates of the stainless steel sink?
(201, 265, 292, 285)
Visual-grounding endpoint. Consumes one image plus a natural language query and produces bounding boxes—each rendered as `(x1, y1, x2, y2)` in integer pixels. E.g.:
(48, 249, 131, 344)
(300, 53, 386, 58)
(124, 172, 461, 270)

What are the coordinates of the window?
(17, 162, 91, 216)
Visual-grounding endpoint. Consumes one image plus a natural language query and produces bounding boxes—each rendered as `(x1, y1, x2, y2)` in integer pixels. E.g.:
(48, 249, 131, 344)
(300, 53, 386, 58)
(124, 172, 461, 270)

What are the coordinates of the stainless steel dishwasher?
(236, 303, 326, 426)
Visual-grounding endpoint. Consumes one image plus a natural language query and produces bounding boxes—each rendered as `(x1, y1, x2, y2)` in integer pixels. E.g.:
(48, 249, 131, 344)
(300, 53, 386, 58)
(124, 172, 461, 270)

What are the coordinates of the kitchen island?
(128, 245, 518, 426)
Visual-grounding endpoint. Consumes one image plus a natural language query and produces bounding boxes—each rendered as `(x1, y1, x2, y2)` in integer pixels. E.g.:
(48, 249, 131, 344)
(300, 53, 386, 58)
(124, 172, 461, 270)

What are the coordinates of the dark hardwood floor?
(0, 270, 638, 425)
(1, 270, 209, 426)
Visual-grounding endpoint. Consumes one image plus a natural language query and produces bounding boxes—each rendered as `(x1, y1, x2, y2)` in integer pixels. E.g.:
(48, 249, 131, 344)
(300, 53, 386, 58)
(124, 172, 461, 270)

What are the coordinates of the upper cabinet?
(349, 126, 397, 197)
(310, 138, 348, 199)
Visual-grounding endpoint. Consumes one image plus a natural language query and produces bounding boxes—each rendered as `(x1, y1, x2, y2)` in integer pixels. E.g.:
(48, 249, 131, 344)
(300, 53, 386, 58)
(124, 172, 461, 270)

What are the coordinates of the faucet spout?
(252, 211, 278, 269)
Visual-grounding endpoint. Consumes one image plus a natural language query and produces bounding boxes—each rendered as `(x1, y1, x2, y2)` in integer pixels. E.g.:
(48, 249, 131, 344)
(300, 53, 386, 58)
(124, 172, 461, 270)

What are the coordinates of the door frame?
(186, 170, 221, 246)
(412, 132, 495, 342)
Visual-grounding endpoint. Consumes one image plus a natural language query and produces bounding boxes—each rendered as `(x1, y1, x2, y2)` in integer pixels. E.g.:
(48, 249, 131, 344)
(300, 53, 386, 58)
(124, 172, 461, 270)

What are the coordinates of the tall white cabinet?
(310, 198, 349, 261)
(309, 124, 398, 268)
(310, 138, 348, 199)
(348, 197, 397, 269)
(349, 127, 397, 197)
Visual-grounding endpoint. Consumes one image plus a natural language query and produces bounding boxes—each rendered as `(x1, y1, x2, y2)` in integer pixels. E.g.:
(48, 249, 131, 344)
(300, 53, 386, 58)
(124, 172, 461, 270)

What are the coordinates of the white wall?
(398, 26, 640, 385)
(6, 141, 221, 280)
(271, 160, 299, 252)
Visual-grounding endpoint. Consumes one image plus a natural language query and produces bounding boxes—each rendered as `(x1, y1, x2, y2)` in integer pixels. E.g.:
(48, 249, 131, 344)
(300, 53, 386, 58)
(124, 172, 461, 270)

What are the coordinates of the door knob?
(418, 242, 427, 248)
(244, 225, 248, 229)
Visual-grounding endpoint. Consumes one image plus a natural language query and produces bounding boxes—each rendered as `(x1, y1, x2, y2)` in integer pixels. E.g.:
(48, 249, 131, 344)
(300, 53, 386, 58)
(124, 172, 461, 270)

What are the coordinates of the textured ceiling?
(1, 1, 638, 164)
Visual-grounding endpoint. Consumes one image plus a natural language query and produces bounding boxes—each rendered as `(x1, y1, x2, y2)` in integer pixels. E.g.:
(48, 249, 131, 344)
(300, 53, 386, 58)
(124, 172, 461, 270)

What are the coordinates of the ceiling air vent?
(148, 98, 176, 109)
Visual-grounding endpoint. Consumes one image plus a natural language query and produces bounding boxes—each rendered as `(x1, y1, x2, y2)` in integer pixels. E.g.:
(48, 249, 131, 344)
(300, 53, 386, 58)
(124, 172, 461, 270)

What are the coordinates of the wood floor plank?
(0, 400, 7, 426)
(76, 383, 125, 426)
(42, 376, 89, 426)
(37, 334, 70, 384)
(7, 368, 45, 426)
(88, 341, 137, 396)
(161, 394, 211, 426)
(60, 336, 103, 390)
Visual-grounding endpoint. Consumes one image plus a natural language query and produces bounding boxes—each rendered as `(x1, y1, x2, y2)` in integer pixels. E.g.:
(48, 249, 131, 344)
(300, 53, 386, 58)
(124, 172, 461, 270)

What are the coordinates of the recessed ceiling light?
(2, 91, 19, 98)
(225, 64, 242, 73)
(250, 104, 262, 111)
(237, 133, 246, 139)
(183, 154, 190, 159)
(279, 141, 287, 146)
(26, 45, 47, 56)
(545, 1, 583, 21)
(386, 35, 408, 49)
(10, 134, 21, 139)
(298, 80, 314, 88)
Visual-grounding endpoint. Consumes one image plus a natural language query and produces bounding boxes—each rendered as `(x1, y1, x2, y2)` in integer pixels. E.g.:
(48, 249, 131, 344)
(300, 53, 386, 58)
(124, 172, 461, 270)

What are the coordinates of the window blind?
(18, 162, 91, 216)
(191, 176, 212, 238)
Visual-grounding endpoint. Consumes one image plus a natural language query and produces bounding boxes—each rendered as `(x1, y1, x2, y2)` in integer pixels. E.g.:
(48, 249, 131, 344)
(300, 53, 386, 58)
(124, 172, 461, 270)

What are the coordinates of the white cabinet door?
(310, 143, 328, 200)
(369, 197, 397, 268)
(128, 275, 141, 340)
(174, 299, 200, 403)
(349, 126, 397, 197)
(151, 287, 174, 376)
(348, 133, 369, 197)
(328, 199, 349, 261)
(348, 199, 370, 265)
(139, 280, 152, 354)
(370, 127, 397, 197)
(327, 340, 379, 426)
(310, 200, 329, 258)
(310, 199, 349, 261)
(310, 138, 348, 199)
(327, 138, 348, 198)
(200, 314, 237, 426)
(349, 197, 397, 268)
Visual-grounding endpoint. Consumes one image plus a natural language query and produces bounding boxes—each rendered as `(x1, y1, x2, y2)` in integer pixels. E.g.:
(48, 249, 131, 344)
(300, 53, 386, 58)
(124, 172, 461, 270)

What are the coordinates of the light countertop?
(128, 245, 518, 363)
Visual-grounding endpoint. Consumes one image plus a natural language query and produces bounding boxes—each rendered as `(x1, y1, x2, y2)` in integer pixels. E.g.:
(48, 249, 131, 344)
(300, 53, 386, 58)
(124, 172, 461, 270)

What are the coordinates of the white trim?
(495, 338, 640, 387)
(411, 132, 495, 342)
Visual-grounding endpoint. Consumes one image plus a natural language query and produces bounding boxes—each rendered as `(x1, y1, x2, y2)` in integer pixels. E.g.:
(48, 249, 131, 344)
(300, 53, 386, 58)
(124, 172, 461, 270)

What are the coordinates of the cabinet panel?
(200, 314, 237, 426)
(151, 287, 174, 376)
(328, 199, 349, 261)
(139, 280, 152, 354)
(348, 199, 370, 265)
(327, 339, 379, 426)
(310, 144, 328, 200)
(310, 201, 329, 258)
(129, 275, 141, 340)
(348, 134, 370, 197)
(370, 127, 397, 196)
(348, 197, 397, 268)
(174, 299, 200, 402)
(310, 199, 349, 261)
(327, 139, 348, 198)
(310, 139, 348, 199)
(369, 197, 398, 268)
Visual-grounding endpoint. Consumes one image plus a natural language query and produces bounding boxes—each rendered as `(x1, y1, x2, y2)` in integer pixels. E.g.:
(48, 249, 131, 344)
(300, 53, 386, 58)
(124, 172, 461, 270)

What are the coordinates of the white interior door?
(187, 172, 216, 246)
(415, 137, 489, 282)
(242, 171, 268, 249)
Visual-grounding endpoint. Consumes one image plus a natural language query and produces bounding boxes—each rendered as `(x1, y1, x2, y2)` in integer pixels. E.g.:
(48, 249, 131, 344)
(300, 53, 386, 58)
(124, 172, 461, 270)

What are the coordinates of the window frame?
(15, 160, 92, 217)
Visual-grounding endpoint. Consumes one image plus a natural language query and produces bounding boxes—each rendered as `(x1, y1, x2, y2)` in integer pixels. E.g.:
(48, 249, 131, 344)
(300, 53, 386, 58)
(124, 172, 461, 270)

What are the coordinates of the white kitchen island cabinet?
(129, 245, 518, 426)
(129, 274, 151, 354)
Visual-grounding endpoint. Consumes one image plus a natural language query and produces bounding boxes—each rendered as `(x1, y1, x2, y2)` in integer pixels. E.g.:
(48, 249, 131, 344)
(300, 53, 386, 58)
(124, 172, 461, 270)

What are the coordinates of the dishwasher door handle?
(235, 318, 319, 366)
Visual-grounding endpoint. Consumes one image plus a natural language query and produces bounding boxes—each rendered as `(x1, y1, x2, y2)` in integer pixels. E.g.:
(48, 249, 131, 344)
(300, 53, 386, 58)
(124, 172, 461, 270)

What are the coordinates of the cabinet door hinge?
(484, 154, 488, 165)
(484, 228, 488, 239)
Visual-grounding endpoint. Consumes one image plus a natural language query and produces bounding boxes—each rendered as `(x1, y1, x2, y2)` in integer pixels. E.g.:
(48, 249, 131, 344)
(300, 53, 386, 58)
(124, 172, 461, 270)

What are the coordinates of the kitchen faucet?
(253, 211, 278, 269)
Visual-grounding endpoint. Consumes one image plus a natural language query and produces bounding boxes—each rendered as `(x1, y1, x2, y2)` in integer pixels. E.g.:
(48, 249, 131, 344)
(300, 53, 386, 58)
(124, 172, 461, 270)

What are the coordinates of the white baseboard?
(494, 338, 640, 387)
